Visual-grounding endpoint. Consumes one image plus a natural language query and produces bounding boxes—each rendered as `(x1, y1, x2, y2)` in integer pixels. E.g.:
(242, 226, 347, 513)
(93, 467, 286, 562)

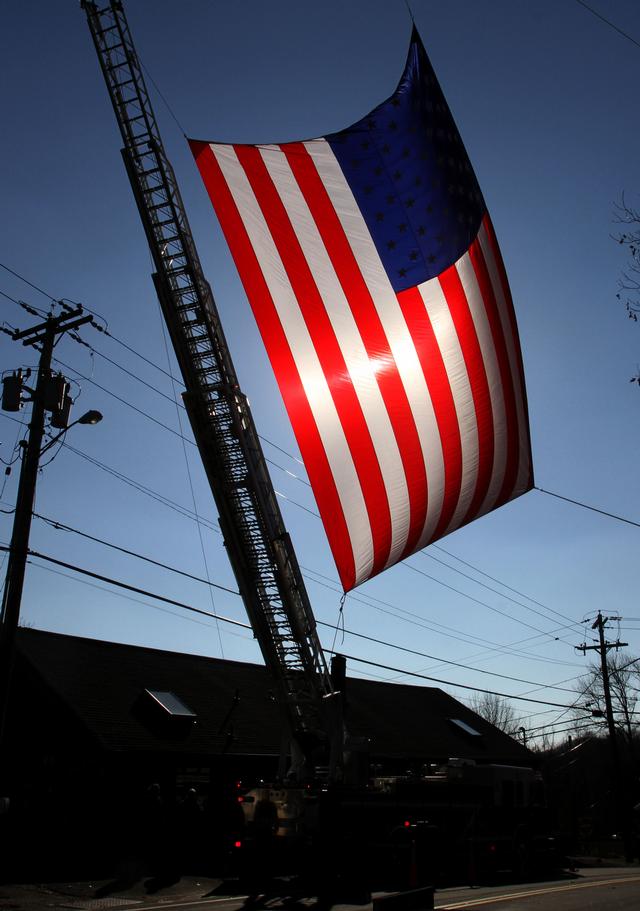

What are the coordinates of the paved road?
(5, 868, 639, 911)
(435, 869, 640, 910)
(124, 870, 640, 911)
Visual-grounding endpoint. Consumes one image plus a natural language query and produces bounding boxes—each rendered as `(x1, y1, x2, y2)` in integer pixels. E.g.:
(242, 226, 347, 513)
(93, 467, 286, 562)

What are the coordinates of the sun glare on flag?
(189, 27, 533, 591)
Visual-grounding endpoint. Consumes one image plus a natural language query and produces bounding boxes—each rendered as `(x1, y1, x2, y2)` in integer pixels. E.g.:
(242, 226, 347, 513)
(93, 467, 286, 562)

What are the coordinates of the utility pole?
(576, 612, 628, 849)
(0, 307, 96, 761)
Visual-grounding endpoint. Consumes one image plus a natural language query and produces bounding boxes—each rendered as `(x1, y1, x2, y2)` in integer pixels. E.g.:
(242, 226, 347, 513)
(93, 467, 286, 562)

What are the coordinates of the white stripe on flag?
(259, 144, 411, 566)
(211, 143, 375, 583)
(455, 253, 507, 517)
(304, 139, 446, 556)
(416, 276, 479, 536)
(477, 223, 531, 499)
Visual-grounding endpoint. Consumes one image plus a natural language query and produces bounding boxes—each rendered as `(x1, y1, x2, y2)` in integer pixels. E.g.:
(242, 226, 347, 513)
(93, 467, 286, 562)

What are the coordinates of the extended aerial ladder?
(81, 0, 340, 778)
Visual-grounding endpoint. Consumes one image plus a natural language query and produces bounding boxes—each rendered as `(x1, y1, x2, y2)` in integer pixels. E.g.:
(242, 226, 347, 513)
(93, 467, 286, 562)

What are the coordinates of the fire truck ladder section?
(82, 0, 337, 772)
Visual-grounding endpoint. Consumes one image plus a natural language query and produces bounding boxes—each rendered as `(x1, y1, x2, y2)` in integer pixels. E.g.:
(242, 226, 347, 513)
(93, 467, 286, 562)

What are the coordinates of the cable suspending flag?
(189, 28, 533, 592)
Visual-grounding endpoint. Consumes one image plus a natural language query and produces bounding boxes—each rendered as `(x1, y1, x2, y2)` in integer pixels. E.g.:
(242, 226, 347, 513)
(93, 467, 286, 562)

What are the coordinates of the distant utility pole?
(0, 306, 100, 762)
(576, 612, 627, 772)
(576, 612, 628, 843)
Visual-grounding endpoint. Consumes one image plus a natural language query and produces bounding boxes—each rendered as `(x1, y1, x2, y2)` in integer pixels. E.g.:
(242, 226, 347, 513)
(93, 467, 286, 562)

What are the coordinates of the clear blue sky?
(2, 0, 640, 743)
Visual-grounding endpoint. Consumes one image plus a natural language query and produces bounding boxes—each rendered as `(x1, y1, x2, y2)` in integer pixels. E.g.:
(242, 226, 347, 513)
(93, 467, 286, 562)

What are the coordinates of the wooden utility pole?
(576, 613, 628, 850)
(0, 308, 93, 759)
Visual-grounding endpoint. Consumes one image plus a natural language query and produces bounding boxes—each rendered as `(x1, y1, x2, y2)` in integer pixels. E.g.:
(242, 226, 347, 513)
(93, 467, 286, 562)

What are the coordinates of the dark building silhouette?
(3, 628, 532, 877)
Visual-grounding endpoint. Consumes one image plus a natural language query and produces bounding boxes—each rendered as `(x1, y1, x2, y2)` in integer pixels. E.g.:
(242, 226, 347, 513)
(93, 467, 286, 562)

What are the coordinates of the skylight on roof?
(450, 718, 482, 737)
(145, 689, 196, 718)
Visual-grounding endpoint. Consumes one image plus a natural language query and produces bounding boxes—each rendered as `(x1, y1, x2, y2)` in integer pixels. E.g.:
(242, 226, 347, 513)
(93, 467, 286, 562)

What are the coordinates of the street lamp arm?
(39, 410, 102, 455)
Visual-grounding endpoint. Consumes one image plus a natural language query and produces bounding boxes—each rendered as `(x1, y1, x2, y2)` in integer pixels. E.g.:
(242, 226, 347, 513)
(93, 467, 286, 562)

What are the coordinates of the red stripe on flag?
(482, 215, 534, 493)
(439, 264, 495, 522)
(468, 237, 519, 508)
(189, 140, 356, 589)
(396, 286, 462, 539)
(233, 144, 392, 577)
(282, 143, 428, 559)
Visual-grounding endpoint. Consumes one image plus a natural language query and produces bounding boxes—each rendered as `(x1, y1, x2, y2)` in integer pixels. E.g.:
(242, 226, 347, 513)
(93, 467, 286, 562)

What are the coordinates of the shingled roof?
(15, 628, 530, 766)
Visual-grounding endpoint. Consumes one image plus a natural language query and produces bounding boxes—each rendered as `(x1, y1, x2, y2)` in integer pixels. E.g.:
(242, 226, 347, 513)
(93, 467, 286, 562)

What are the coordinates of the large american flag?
(189, 28, 533, 592)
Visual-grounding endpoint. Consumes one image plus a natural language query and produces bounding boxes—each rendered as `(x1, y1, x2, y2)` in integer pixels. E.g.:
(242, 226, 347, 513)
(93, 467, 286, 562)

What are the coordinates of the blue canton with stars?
(327, 28, 485, 294)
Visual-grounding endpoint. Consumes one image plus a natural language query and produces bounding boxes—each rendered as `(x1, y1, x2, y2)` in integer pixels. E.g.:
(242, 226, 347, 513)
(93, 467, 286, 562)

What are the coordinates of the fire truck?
(237, 760, 560, 885)
(82, 1, 560, 886)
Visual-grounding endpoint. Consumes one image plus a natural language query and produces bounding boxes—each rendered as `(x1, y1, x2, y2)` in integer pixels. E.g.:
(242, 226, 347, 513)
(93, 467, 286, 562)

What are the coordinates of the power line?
(34, 512, 237, 595)
(54, 354, 318, 509)
(418, 548, 580, 631)
(403, 557, 572, 643)
(325, 650, 581, 710)
(70, 333, 313, 489)
(30, 512, 576, 694)
(29, 561, 252, 641)
(54, 355, 194, 445)
(62, 441, 220, 532)
(302, 565, 582, 670)
(536, 486, 640, 530)
(0, 290, 46, 319)
(430, 543, 578, 627)
(98, 317, 310, 473)
(70, 331, 184, 408)
(0, 269, 604, 665)
(573, 0, 640, 52)
(1, 543, 583, 710)
(525, 722, 603, 742)
(5, 395, 567, 667)
(1, 545, 249, 631)
(0, 426, 588, 676)
(514, 716, 594, 737)
(0, 262, 57, 303)
(315, 620, 577, 694)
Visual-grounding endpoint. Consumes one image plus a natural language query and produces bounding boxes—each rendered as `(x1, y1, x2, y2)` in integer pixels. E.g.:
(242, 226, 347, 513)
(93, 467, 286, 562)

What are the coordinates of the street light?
(40, 409, 103, 455)
(78, 409, 103, 425)
(0, 395, 103, 763)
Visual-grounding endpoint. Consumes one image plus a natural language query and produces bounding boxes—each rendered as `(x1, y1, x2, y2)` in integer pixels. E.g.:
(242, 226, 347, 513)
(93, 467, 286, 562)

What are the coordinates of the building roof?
(15, 628, 530, 765)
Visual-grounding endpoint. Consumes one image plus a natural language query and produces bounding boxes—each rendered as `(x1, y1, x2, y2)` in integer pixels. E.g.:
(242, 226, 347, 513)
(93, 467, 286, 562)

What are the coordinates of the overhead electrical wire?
(427, 544, 579, 627)
(3, 270, 629, 617)
(316, 622, 577, 694)
(27, 512, 578, 694)
(525, 722, 603, 742)
(48, 349, 590, 649)
(573, 0, 640, 52)
(0, 417, 598, 677)
(403, 557, 574, 643)
(0, 543, 586, 711)
(512, 716, 594, 737)
(30, 501, 584, 686)
(301, 565, 578, 669)
(53, 354, 317, 503)
(62, 441, 220, 532)
(302, 564, 583, 670)
(322, 650, 582, 710)
(0, 545, 249, 631)
(34, 512, 237, 595)
(29, 561, 252, 641)
(42, 346, 580, 643)
(2, 265, 635, 669)
(0, 262, 58, 304)
(70, 332, 313, 487)
(536, 486, 640, 531)
(47, 339, 587, 640)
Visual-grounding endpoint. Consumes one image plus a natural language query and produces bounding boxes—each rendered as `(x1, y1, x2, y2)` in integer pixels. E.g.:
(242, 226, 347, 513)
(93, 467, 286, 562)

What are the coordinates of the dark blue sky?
(2, 1, 640, 741)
